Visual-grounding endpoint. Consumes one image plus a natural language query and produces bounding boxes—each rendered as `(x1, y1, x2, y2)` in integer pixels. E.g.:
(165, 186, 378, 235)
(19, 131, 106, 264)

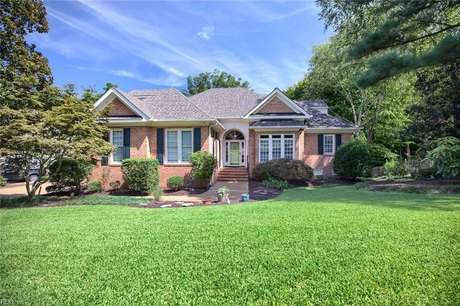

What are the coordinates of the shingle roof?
(189, 87, 266, 118)
(112, 87, 356, 129)
(126, 88, 212, 120)
(250, 120, 304, 127)
(306, 108, 356, 128)
(296, 100, 328, 108)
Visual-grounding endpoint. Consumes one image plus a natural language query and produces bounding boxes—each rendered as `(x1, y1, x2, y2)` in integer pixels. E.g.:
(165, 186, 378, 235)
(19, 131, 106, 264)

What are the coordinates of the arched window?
(224, 130, 244, 140)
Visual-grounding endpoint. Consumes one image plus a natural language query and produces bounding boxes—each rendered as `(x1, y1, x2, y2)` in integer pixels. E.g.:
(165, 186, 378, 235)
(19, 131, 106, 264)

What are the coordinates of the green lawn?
(1, 186, 459, 305)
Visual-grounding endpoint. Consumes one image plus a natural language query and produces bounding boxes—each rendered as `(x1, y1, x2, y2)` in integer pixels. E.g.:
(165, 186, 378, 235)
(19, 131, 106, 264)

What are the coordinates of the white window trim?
(323, 134, 335, 155)
(109, 129, 124, 165)
(258, 134, 295, 163)
(165, 128, 193, 165)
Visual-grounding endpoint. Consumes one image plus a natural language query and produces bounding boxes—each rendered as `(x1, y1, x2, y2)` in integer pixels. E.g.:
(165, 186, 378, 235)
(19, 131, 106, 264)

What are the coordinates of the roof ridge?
(175, 88, 215, 119)
(171, 88, 213, 119)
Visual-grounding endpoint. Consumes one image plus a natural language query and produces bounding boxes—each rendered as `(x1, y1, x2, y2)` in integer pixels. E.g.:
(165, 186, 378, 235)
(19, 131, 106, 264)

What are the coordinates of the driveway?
(0, 182, 50, 198)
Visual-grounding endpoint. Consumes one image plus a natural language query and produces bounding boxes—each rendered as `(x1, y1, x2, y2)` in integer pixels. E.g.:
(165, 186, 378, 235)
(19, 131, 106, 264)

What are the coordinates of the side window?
(111, 130, 124, 162)
(323, 135, 334, 155)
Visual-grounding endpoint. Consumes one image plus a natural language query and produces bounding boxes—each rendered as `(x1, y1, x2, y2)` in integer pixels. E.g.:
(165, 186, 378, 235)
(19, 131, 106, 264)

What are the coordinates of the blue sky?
(29, 1, 332, 94)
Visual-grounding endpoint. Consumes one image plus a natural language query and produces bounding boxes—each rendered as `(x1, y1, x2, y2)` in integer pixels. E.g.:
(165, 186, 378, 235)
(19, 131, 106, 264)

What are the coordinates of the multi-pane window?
(259, 134, 295, 162)
(260, 136, 270, 163)
(284, 135, 294, 159)
(181, 131, 192, 162)
(111, 130, 124, 162)
(272, 136, 282, 160)
(166, 129, 193, 163)
(324, 135, 334, 155)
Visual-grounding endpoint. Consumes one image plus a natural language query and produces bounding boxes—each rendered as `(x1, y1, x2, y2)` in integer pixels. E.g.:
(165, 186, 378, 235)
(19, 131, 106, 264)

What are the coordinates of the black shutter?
(157, 128, 164, 165)
(335, 134, 342, 151)
(101, 132, 109, 166)
(193, 128, 201, 152)
(123, 128, 130, 159)
(318, 134, 324, 155)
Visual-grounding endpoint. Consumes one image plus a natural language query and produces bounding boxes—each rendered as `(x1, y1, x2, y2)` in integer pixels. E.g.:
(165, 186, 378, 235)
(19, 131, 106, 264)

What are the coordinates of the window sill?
(108, 163, 122, 167)
(163, 163, 192, 167)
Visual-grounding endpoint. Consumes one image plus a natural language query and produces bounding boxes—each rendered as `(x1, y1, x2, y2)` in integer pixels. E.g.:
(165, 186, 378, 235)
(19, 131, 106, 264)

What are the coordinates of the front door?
(230, 142, 240, 166)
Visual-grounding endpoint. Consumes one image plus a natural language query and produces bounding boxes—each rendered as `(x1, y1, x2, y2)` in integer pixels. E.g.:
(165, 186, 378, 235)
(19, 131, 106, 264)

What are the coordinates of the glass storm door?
(230, 142, 240, 166)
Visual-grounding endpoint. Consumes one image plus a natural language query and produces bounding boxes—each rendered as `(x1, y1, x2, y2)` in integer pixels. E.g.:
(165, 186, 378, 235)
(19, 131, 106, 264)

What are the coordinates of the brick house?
(91, 87, 357, 186)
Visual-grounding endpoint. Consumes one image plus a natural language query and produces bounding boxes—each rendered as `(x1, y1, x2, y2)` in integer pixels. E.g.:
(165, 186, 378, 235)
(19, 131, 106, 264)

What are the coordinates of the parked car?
(1, 163, 40, 182)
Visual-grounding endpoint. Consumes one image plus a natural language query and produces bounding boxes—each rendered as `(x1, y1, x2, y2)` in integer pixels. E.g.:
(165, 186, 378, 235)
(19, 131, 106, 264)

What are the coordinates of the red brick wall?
(107, 99, 138, 117)
(247, 130, 300, 179)
(246, 130, 353, 178)
(302, 133, 352, 175)
(90, 126, 211, 189)
(256, 97, 298, 114)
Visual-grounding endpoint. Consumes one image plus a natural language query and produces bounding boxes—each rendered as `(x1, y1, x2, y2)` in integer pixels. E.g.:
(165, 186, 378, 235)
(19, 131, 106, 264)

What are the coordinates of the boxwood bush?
(88, 180, 102, 192)
(49, 159, 93, 192)
(0, 175, 6, 187)
(166, 176, 184, 191)
(333, 140, 371, 180)
(253, 158, 313, 182)
(121, 158, 159, 194)
(189, 151, 217, 184)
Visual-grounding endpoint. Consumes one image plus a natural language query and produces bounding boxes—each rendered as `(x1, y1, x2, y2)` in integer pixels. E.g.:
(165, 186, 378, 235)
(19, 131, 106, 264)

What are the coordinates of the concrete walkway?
(0, 182, 50, 198)
(161, 181, 249, 203)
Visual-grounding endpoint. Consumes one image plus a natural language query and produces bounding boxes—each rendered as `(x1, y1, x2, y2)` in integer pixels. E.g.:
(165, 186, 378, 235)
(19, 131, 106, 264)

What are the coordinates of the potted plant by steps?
(217, 186, 230, 204)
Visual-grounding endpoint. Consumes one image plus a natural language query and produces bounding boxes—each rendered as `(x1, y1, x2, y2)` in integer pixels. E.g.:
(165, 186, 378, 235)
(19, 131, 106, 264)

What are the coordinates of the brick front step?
(217, 167, 248, 182)
(218, 177, 249, 181)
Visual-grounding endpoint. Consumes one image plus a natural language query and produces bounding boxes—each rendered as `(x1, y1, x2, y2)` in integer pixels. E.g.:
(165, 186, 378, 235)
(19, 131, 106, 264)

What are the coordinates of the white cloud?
(197, 26, 215, 41)
(109, 70, 135, 78)
(46, 1, 318, 91)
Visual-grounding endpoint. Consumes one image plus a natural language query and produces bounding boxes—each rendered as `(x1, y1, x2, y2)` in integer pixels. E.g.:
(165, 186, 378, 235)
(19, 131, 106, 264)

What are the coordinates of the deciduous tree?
(0, 1, 112, 200)
(183, 69, 250, 96)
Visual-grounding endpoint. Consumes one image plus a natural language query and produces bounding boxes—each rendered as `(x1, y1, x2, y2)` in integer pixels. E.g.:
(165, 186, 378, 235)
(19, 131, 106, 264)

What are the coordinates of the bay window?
(166, 129, 193, 163)
(259, 134, 295, 163)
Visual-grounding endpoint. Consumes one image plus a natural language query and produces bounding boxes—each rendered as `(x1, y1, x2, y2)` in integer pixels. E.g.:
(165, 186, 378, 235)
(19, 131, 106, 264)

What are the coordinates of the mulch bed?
(361, 179, 460, 194)
(248, 180, 312, 201)
(162, 187, 208, 196)
(366, 179, 460, 187)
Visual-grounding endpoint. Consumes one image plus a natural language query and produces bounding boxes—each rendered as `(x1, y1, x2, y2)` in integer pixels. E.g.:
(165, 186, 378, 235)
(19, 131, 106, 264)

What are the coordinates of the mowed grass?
(1, 186, 459, 305)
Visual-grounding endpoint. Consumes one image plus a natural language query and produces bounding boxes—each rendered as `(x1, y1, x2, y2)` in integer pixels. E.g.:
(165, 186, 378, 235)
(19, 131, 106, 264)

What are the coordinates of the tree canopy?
(316, 0, 460, 87)
(182, 69, 250, 96)
(0, 0, 112, 199)
(286, 36, 417, 149)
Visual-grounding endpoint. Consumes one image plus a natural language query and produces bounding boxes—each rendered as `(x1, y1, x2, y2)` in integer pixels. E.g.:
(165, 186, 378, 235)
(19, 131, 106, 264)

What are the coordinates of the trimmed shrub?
(425, 136, 460, 178)
(333, 140, 371, 180)
(167, 176, 184, 191)
(49, 159, 93, 192)
(384, 159, 408, 177)
(253, 158, 313, 182)
(109, 179, 121, 189)
(0, 175, 6, 187)
(262, 175, 289, 190)
(88, 180, 101, 192)
(122, 158, 159, 194)
(189, 151, 217, 183)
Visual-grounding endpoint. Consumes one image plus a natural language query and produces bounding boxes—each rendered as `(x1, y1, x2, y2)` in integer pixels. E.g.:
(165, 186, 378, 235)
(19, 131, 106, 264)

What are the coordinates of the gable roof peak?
(244, 87, 311, 118)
